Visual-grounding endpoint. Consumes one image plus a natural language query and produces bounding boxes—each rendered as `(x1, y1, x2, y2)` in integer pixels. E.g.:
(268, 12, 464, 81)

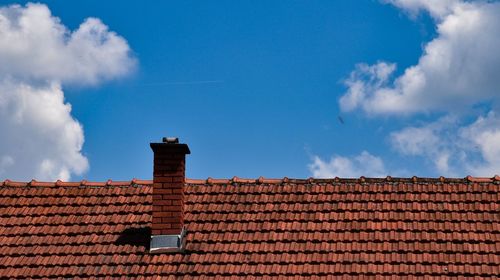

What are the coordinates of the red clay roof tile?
(0, 178, 499, 278)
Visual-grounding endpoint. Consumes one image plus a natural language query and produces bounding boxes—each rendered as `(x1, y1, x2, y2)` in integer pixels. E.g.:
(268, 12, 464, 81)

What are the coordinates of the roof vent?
(150, 227, 186, 253)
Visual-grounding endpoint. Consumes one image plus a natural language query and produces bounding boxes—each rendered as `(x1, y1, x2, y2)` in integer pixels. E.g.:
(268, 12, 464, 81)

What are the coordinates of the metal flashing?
(150, 227, 186, 253)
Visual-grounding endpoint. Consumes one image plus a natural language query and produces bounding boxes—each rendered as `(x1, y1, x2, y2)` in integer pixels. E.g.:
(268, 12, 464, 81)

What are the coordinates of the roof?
(0, 176, 499, 279)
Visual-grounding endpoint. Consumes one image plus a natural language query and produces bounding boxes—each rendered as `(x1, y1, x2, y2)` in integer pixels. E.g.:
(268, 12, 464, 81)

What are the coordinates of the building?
(0, 138, 498, 279)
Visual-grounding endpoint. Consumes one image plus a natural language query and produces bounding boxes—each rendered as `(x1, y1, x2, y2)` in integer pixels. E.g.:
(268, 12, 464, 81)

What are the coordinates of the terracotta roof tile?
(0, 178, 499, 278)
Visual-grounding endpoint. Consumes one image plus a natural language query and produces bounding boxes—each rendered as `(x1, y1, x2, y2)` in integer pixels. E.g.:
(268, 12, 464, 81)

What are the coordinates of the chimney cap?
(150, 137, 190, 154)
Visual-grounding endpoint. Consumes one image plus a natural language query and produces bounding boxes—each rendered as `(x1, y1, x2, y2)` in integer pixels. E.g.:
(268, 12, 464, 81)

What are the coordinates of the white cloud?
(339, 62, 396, 112)
(333, 0, 500, 177)
(384, 0, 459, 19)
(459, 112, 500, 175)
(0, 80, 88, 180)
(0, 4, 135, 85)
(340, 0, 500, 115)
(390, 116, 460, 175)
(0, 3, 135, 181)
(390, 112, 500, 176)
(309, 151, 386, 178)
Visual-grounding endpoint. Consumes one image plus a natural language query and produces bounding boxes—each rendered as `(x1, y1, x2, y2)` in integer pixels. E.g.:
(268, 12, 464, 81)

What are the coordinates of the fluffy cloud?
(0, 4, 134, 84)
(0, 80, 88, 180)
(391, 112, 500, 176)
(459, 112, 500, 175)
(384, 0, 459, 19)
(327, 0, 500, 177)
(390, 116, 461, 175)
(340, 0, 500, 115)
(309, 151, 386, 178)
(339, 62, 397, 113)
(0, 3, 135, 181)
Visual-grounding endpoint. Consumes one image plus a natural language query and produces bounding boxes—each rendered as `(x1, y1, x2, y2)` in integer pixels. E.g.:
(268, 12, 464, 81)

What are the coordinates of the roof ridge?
(0, 179, 154, 187)
(1, 175, 499, 187)
(186, 175, 500, 184)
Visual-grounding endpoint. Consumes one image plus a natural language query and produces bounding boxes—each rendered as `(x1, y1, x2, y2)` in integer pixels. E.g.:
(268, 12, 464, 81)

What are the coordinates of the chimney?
(150, 137, 190, 252)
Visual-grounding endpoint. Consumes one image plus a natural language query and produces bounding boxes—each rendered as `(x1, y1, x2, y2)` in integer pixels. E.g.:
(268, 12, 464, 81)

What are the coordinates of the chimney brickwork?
(150, 137, 190, 236)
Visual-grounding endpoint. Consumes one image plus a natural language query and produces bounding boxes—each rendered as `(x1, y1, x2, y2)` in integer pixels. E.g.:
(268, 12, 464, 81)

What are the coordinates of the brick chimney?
(150, 137, 190, 252)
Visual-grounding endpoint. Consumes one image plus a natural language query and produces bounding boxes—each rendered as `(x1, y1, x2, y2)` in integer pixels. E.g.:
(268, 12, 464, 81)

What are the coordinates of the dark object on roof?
(0, 139, 499, 278)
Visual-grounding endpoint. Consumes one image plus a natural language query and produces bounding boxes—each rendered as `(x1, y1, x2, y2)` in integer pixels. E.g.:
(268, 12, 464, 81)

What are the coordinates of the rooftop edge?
(0, 175, 499, 187)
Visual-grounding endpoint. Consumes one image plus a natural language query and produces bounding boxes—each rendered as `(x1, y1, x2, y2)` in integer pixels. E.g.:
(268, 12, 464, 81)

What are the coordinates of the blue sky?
(1, 0, 499, 181)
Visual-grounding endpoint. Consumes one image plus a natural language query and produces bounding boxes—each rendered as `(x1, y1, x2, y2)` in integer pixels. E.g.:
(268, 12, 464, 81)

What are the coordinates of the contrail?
(141, 80, 224, 86)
